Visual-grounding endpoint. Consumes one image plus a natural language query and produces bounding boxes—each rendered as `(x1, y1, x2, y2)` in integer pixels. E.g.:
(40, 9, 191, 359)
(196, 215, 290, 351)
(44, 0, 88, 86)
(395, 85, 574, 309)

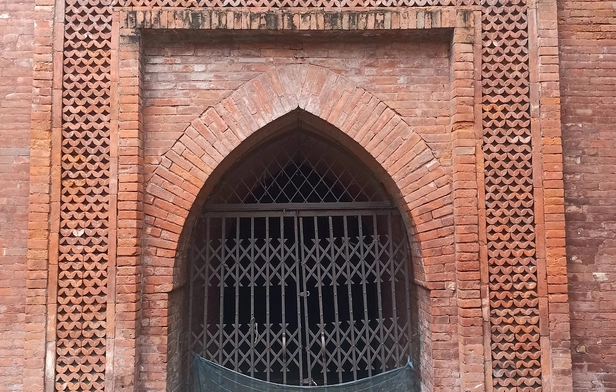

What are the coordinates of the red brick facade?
(0, 0, 613, 391)
(0, 1, 34, 391)
(559, 0, 616, 390)
(0, 0, 33, 390)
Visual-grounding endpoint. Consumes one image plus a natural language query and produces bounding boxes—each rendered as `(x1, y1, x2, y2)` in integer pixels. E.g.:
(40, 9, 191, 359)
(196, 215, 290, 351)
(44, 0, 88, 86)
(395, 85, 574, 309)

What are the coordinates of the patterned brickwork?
(51, 0, 550, 390)
(115, 0, 477, 7)
(481, 0, 541, 390)
(56, 0, 112, 390)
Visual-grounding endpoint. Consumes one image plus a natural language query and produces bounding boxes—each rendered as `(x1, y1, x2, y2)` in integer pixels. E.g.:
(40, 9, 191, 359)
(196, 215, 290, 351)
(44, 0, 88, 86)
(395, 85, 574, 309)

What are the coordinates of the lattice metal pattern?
(115, 0, 478, 7)
(209, 131, 388, 205)
(56, 0, 111, 390)
(481, 0, 541, 390)
(189, 213, 413, 386)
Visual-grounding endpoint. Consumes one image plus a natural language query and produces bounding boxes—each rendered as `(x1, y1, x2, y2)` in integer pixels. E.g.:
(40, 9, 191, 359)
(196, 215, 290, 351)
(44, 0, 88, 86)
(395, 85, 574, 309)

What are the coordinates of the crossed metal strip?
(209, 131, 388, 204)
(190, 212, 412, 385)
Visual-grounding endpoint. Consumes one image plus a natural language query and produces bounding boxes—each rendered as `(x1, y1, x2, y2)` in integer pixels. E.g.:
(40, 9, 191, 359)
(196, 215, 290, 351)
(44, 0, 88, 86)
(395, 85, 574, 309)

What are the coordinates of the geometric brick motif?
(56, 0, 111, 390)
(114, 0, 478, 7)
(481, 0, 542, 390)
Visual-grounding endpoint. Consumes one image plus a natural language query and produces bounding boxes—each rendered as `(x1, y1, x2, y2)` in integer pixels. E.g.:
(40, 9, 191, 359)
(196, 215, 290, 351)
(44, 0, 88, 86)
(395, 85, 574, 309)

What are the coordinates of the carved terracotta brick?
(55, 1, 112, 390)
(481, 1, 542, 390)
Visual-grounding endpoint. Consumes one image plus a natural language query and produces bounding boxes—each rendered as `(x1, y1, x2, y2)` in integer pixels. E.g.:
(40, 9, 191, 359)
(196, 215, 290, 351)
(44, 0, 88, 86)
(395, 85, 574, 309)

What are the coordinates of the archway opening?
(182, 127, 419, 387)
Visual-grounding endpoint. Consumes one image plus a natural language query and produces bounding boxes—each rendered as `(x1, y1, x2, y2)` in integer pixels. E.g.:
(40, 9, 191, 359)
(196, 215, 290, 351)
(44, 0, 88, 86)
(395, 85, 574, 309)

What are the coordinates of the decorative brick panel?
(481, 0, 542, 390)
(115, 0, 478, 8)
(41, 1, 573, 391)
(55, 0, 111, 390)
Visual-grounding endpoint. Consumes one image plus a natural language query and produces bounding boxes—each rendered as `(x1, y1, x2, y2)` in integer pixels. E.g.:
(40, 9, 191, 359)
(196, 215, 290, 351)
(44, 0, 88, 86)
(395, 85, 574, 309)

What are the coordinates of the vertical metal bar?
(218, 218, 226, 365)
(188, 232, 195, 356)
(293, 215, 304, 385)
(387, 212, 400, 365)
(197, 208, 411, 381)
(343, 215, 358, 381)
(328, 216, 343, 384)
(372, 214, 386, 371)
(314, 216, 327, 385)
(234, 217, 240, 370)
(358, 214, 372, 377)
(250, 216, 255, 378)
(299, 216, 312, 385)
(401, 217, 413, 363)
(280, 215, 288, 384)
(265, 217, 271, 382)
(203, 218, 211, 357)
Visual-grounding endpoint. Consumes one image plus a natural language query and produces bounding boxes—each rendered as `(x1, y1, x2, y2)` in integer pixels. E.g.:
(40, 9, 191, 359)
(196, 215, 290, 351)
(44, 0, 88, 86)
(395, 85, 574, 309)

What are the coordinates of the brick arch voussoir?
(147, 64, 453, 283)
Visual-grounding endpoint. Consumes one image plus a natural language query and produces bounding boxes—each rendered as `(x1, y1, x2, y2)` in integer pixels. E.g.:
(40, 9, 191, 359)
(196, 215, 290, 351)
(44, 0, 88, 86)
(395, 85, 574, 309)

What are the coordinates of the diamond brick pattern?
(481, 0, 542, 390)
(56, 0, 111, 390)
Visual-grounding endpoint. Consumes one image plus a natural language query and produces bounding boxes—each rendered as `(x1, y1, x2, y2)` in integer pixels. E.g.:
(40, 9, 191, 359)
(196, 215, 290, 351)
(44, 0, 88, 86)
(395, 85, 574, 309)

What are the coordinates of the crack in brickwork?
(56, 0, 112, 390)
(481, 0, 542, 390)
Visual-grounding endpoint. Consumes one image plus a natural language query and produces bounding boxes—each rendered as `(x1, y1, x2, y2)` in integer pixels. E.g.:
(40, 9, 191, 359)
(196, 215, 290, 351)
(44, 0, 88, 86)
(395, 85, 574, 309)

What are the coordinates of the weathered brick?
(0, 0, 34, 390)
(559, 0, 616, 390)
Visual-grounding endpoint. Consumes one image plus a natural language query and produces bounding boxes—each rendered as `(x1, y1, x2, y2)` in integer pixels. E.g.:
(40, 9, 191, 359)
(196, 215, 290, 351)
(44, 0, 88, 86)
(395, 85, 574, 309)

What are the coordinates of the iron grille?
(188, 130, 414, 386)
(209, 131, 388, 205)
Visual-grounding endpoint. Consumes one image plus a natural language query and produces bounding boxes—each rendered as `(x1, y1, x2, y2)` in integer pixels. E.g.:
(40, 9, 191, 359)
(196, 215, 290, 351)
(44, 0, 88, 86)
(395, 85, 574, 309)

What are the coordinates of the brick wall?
(141, 31, 455, 391)
(141, 31, 453, 175)
(558, 1, 616, 391)
(0, 0, 34, 390)
(0, 2, 595, 390)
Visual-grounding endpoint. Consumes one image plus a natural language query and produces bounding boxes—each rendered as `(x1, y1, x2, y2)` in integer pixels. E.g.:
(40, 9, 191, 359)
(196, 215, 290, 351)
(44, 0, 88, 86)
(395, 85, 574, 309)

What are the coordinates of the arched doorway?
(187, 129, 416, 386)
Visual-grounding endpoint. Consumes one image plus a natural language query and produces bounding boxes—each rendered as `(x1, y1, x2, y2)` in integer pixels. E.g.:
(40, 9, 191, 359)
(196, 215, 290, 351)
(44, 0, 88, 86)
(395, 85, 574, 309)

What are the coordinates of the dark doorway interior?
(187, 129, 415, 386)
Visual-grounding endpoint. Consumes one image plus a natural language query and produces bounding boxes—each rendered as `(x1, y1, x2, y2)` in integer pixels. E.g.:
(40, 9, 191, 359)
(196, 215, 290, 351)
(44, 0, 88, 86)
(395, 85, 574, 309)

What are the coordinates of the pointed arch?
(144, 64, 453, 289)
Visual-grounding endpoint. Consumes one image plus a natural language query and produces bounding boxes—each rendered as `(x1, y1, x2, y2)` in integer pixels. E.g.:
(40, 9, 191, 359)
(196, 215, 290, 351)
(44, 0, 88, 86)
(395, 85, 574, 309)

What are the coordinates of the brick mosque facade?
(0, 0, 614, 391)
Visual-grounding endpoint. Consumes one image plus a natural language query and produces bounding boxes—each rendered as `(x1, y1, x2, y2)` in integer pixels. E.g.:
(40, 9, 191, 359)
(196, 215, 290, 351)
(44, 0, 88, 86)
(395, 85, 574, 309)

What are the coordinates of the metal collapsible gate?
(187, 131, 414, 386)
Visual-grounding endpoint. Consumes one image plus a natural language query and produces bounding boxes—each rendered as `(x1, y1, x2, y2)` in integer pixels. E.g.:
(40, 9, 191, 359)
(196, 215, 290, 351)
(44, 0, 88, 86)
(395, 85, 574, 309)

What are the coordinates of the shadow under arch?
(142, 63, 454, 392)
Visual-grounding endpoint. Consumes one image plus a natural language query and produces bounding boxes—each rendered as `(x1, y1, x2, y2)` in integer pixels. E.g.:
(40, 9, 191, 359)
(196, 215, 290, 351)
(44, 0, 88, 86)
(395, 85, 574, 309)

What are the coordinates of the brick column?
(529, 0, 573, 390)
(112, 12, 144, 390)
(25, 0, 62, 391)
(450, 8, 485, 392)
